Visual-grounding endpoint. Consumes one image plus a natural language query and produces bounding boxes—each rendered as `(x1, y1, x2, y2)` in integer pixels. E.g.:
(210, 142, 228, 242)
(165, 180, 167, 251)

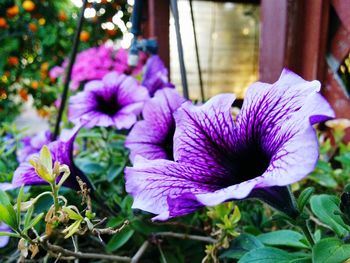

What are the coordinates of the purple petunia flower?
(125, 69, 335, 221)
(125, 88, 186, 163)
(69, 72, 149, 129)
(17, 130, 52, 163)
(142, 55, 174, 96)
(13, 124, 89, 190)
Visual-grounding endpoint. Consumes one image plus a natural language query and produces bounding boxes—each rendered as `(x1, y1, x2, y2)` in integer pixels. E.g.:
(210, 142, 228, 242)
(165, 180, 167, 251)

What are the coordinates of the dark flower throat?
(95, 95, 120, 116)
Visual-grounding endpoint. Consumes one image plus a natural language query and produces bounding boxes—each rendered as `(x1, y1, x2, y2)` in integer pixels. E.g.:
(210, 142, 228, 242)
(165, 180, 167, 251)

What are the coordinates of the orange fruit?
(40, 62, 49, 72)
(80, 31, 90, 42)
(29, 23, 37, 32)
(8, 56, 19, 66)
(19, 89, 28, 101)
(4, 71, 10, 77)
(6, 5, 19, 18)
(0, 89, 7, 100)
(38, 18, 46, 25)
(22, 0, 36, 12)
(0, 17, 8, 28)
(58, 11, 67, 22)
(37, 108, 50, 118)
(31, 81, 39, 89)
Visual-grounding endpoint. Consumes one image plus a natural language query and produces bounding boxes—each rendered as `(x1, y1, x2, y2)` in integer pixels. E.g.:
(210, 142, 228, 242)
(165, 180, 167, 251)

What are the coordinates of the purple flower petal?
(126, 69, 335, 220)
(235, 68, 335, 186)
(173, 94, 236, 178)
(69, 72, 149, 129)
(142, 55, 175, 96)
(12, 124, 89, 190)
(125, 88, 186, 162)
(17, 130, 52, 162)
(0, 223, 11, 248)
(125, 157, 215, 220)
(0, 182, 14, 191)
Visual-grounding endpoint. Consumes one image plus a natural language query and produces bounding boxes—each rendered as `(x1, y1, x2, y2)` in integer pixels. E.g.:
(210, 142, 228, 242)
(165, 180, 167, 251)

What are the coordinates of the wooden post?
(259, 0, 288, 82)
(146, 0, 170, 70)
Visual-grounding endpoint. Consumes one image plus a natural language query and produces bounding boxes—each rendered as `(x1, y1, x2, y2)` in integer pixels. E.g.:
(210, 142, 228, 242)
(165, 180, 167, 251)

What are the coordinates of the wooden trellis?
(143, 0, 350, 120)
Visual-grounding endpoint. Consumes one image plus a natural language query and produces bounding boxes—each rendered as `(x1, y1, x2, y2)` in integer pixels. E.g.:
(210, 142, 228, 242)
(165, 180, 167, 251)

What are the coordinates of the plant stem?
(154, 232, 216, 243)
(53, 0, 88, 140)
(300, 219, 315, 246)
(51, 184, 60, 214)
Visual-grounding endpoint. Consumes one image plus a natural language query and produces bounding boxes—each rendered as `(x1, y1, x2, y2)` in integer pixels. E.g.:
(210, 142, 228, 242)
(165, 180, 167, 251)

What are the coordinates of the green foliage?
(106, 227, 135, 252)
(2, 114, 350, 262)
(297, 187, 315, 212)
(310, 195, 350, 238)
(257, 230, 309, 249)
(239, 247, 310, 263)
(0, 189, 18, 229)
(312, 238, 350, 263)
(0, 123, 21, 181)
(220, 234, 264, 259)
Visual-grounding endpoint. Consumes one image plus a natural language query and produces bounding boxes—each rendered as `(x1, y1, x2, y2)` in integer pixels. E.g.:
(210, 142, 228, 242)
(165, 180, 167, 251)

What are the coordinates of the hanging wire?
(53, 0, 88, 140)
(170, 0, 189, 99)
(189, 0, 205, 102)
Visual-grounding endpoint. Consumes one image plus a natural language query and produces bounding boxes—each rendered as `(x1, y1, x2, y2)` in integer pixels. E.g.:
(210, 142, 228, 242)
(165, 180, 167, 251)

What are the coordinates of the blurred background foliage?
(0, 0, 131, 122)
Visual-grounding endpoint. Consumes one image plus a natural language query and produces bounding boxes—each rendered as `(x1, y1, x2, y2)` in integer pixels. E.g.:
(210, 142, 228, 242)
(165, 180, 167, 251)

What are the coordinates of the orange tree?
(0, 0, 130, 122)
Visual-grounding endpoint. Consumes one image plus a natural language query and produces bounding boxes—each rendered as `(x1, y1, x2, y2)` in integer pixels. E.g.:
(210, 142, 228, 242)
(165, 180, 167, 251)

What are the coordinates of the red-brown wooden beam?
(259, 0, 288, 82)
(145, 0, 170, 70)
(259, 0, 330, 83)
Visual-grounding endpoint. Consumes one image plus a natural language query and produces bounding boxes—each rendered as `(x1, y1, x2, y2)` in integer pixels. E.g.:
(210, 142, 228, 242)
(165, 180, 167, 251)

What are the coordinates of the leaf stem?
(300, 219, 315, 246)
(51, 184, 60, 214)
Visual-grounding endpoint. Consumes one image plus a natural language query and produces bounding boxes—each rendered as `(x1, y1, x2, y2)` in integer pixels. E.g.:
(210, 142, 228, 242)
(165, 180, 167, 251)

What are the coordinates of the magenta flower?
(50, 45, 147, 90)
(17, 130, 52, 162)
(49, 66, 65, 79)
(69, 72, 149, 129)
(13, 125, 89, 190)
(125, 88, 186, 163)
(142, 55, 174, 96)
(125, 69, 335, 221)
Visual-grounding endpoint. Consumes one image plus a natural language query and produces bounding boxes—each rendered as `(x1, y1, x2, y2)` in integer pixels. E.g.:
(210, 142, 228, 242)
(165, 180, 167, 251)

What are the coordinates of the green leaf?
(220, 234, 264, 259)
(297, 187, 314, 211)
(107, 216, 125, 228)
(17, 185, 24, 227)
(107, 164, 124, 182)
(257, 230, 309, 249)
(0, 189, 11, 206)
(40, 145, 53, 175)
(0, 231, 20, 238)
(238, 247, 307, 263)
(80, 163, 105, 175)
(63, 220, 82, 239)
(62, 207, 83, 221)
(23, 212, 44, 232)
(23, 205, 34, 230)
(130, 219, 164, 235)
(312, 238, 350, 263)
(0, 190, 18, 229)
(308, 172, 337, 188)
(310, 195, 350, 237)
(0, 204, 17, 229)
(106, 227, 134, 252)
